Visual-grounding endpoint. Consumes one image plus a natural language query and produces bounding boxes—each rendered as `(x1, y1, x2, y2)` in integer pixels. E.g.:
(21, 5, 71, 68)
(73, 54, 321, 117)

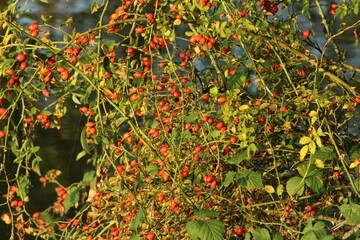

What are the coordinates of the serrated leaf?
(222, 171, 236, 187)
(286, 176, 304, 196)
(128, 234, 140, 240)
(308, 142, 316, 154)
(302, 219, 329, 240)
(305, 176, 324, 193)
(81, 128, 91, 154)
(272, 231, 284, 240)
(186, 219, 225, 240)
(185, 113, 199, 122)
(194, 210, 219, 220)
(147, 163, 159, 173)
(310, 147, 337, 164)
(129, 208, 145, 231)
(64, 187, 80, 213)
(298, 163, 322, 178)
(252, 228, 271, 240)
(18, 175, 30, 200)
(236, 169, 263, 189)
(340, 204, 360, 224)
(39, 212, 55, 223)
(82, 170, 95, 184)
(300, 137, 312, 145)
(227, 150, 247, 164)
(104, 40, 116, 52)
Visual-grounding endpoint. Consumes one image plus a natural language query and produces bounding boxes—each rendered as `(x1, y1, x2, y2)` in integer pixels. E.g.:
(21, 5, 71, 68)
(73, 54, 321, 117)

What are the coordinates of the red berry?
(28, 23, 39, 31)
(217, 96, 226, 103)
(135, 26, 144, 33)
(145, 232, 155, 240)
(279, 106, 287, 112)
(328, 9, 336, 15)
(234, 227, 243, 235)
(302, 30, 311, 39)
(285, 204, 291, 211)
(16, 54, 27, 62)
(0, 131, 5, 138)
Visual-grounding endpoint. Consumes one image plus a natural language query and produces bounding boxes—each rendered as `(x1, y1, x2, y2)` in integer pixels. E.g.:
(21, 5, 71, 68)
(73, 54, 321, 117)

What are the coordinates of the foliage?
(0, 0, 360, 239)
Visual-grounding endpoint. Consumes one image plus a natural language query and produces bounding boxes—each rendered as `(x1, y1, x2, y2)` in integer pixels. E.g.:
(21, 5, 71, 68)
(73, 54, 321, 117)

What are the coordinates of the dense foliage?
(1, 0, 360, 239)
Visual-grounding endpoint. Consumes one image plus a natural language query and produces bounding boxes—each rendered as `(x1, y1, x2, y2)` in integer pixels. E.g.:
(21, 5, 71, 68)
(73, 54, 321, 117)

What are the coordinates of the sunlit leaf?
(186, 219, 224, 240)
(251, 228, 271, 240)
(64, 187, 80, 213)
(129, 208, 145, 231)
(222, 171, 236, 187)
(300, 145, 309, 160)
(264, 185, 275, 194)
(340, 204, 360, 224)
(286, 176, 304, 196)
(301, 218, 329, 240)
(236, 169, 263, 189)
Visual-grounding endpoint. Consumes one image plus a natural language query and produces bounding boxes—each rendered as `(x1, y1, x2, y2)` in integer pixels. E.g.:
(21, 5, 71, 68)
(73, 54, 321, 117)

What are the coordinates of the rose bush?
(1, 0, 360, 239)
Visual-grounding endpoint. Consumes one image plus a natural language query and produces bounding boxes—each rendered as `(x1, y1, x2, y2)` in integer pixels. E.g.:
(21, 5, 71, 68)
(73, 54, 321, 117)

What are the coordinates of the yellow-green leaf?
(299, 136, 312, 145)
(300, 145, 309, 160)
(309, 141, 316, 154)
(315, 159, 324, 168)
(264, 185, 275, 194)
(315, 136, 322, 148)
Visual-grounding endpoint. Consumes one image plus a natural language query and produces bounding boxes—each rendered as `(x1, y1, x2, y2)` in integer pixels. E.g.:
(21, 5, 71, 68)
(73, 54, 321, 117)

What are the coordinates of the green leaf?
(272, 231, 284, 240)
(286, 176, 304, 196)
(146, 163, 159, 173)
(298, 162, 322, 177)
(305, 176, 324, 193)
(104, 40, 116, 52)
(226, 71, 248, 89)
(80, 128, 92, 154)
(186, 219, 225, 240)
(115, 117, 128, 126)
(340, 204, 360, 224)
(310, 147, 337, 164)
(302, 219, 329, 240)
(39, 212, 55, 223)
(72, 93, 82, 105)
(194, 210, 219, 219)
(82, 170, 95, 185)
(64, 186, 80, 213)
(18, 175, 30, 201)
(185, 113, 199, 122)
(227, 150, 248, 164)
(76, 150, 87, 161)
(129, 208, 145, 231)
(236, 169, 263, 189)
(103, 57, 112, 73)
(128, 234, 140, 240)
(222, 171, 236, 187)
(251, 228, 271, 240)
